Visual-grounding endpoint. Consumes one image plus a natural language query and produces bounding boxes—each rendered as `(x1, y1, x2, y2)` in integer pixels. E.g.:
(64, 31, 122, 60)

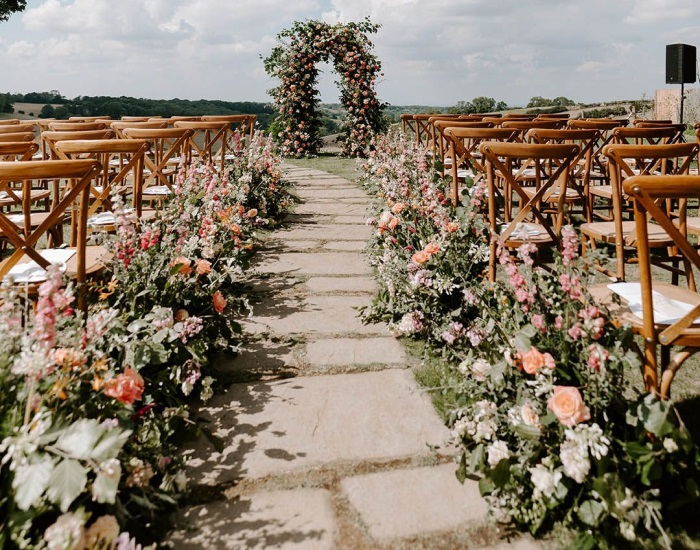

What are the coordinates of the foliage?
(582, 106, 627, 118)
(0, 133, 294, 548)
(0, 0, 26, 22)
(448, 97, 508, 115)
(360, 130, 700, 548)
(527, 96, 575, 109)
(263, 18, 386, 158)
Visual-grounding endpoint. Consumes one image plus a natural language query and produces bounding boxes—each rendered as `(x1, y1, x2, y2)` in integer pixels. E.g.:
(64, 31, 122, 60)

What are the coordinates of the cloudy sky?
(1, 0, 699, 108)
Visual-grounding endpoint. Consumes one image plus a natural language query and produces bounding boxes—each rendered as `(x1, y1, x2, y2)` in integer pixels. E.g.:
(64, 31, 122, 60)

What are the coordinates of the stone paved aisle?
(167, 166, 543, 549)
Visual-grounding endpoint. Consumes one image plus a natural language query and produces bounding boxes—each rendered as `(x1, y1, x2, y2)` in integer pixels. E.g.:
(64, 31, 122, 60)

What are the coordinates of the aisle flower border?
(0, 132, 294, 549)
(263, 18, 386, 158)
(360, 130, 700, 548)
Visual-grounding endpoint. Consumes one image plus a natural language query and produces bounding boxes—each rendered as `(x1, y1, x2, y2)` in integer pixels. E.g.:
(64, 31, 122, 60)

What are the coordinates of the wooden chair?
(443, 127, 519, 205)
(0, 132, 36, 144)
(567, 119, 626, 189)
(479, 141, 580, 281)
(122, 127, 193, 201)
(0, 159, 109, 310)
(173, 120, 229, 172)
(68, 116, 111, 122)
(400, 114, 417, 136)
(0, 142, 43, 213)
(432, 120, 493, 176)
(581, 142, 699, 281)
(0, 123, 37, 135)
(0, 119, 21, 126)
(590, 175, 700, 398)
(48, 121, 108, 132)
(121, 115, 163, 122)
(109, 120, 169, 139)
(54, 139, 150, 225)
(201, 114, 257, 151)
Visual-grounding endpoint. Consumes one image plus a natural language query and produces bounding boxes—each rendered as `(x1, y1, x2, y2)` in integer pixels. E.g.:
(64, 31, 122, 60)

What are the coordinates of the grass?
(284, 152, 361, 182)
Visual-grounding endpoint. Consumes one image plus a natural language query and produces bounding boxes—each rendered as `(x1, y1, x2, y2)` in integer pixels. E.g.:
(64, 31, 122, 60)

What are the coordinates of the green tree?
(38, 104, 54, 118)
(552, 96, 575, 108)
(0, 0, 26, 22)
(471, 96, 498, 113)
(527, 96, 550, 108)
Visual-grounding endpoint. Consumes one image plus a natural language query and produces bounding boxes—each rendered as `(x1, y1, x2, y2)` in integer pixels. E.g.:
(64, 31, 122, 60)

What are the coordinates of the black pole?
(680, 82, 685, 124)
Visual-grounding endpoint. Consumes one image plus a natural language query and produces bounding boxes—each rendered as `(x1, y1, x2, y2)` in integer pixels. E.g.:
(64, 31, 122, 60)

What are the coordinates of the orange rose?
(174, 309, 189, 322)
(521, 346, 555, 375)
(195, 259, 212, 276)
(170, 256, 192, 276)
(445, 222, 460, 233)
(388, 216, 400, 230)
(246, 208, 258, 218)
(213, 290, 227, 314)
(391, 202, 407, 214)
(548, 386, 590, 427)
(412, 251, 431, 264)
(104, 367, 144, 405)
(424, 242, 440, 255)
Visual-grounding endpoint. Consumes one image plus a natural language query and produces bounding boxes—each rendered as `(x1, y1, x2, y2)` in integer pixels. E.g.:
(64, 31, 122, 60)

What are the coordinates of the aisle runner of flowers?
(360, 131, 700, 548)
(0, 134, 294, 549)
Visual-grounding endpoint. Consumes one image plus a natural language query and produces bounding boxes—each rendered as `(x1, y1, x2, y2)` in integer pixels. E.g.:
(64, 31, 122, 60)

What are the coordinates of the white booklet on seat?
(5, 249, 75, 283)
(608, 282, 700, 325)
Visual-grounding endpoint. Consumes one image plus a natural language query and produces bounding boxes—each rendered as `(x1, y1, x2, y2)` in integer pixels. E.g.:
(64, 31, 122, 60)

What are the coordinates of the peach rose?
(195, 259, 212, 276)
(213, 290, 227, 314)
(104, 367, 144, 405)
(548, 386, 591, 427)
(246, 208, 258, 218)
(170, 256, 192, 276)
(445, 222, 460, 233)
(424, 242, 440, 255)
(391, 202, 407, 214)
(174, 309, 189, 322)
(412, 250, 431, 264)
(521, 346, 556, 375)
(388, 216, 400, 230)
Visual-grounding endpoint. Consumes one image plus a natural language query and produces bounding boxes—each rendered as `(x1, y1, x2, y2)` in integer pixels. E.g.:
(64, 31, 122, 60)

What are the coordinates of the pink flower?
(548, 386, 591, 427)
(213, 290, 227, 314)
(104, 367, 144, 405)
(521, 346, 555, 375)
(195, 259, 212, 276)
(531, 314, 546, 332)
(411, 251, 431, 264)
(170, 256, 192, 276)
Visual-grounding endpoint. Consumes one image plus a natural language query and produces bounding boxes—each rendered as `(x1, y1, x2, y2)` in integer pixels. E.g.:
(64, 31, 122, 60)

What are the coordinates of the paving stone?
(241, 295, 386, 336)
(274, 224, 372, 241)
(304, 337, 407, 366)
(322, 241, 367, 252)
(184, 369, 451, 484)
(263, 239, 320, 252)
(296, 188, 368, 200)
(341, 464, 488, 541)
(480, 537, 545, 550)
(305, 276, 377, 294)
(333, 215, 369, 224)
(293, 203, 367, 216)
(254, 252, 371, 276)
(168, 489, 336, 549)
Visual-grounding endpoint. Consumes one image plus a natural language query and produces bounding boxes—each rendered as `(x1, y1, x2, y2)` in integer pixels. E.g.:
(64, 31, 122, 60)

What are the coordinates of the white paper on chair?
(144, 185, 171, 195)
(5, 249, 75, 283)
(88, 212, 116, 226)
(608, 282, 700, 324)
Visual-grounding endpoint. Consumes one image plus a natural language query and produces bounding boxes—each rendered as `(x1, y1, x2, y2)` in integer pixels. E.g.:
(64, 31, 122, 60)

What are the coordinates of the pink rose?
(104, 367, 144, 405)
(213, 290, 227, 314)
(548, 386, 591, 427)
(411, 251, 431, 264)
(170, 256, 192, 276)
(195, 259, 212, 276)
(423, 242, 440, 255)
(521, 346, 555, 375)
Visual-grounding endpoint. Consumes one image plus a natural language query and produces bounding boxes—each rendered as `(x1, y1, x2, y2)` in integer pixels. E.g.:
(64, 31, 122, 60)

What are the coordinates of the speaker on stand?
(666, 44, 697, 124)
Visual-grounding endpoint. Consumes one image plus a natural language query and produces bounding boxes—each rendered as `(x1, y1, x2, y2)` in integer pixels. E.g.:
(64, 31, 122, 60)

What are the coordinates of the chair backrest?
(54, 139, 150, 217)
(68, 116, 111, 122)
(173, 120, 229, 171)
(444, 127, 520, 204)
(432, 120, 493, 168)
(400, 114, 416, 136)
(110, 120, 169, 138)
(0, 132, 36, 143)
(501, 119, 566, 132)
(479, 141, 580, 281)
(121, 115, 163, 122)
(122, 127, 193, 192)
(0, 123, 37, 135)
(0, 119, 21, 126)
(0, 141, 40, 161)
(201, 114, 257, 144)
(48, 121, 108, 132)
(42, 129, 114, 160)
(612, 126, 678, 146)
(0, 159, 102, 289)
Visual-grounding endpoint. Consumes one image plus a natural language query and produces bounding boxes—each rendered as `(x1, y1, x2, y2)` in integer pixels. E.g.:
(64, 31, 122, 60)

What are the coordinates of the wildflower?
(487, 440, 510, 467)
(529, 464, 563, 500)
(195, 259, 212, 276)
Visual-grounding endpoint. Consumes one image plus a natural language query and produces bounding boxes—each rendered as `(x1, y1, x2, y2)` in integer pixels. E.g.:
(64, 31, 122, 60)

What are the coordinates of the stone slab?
(254, 252, 371, 276)
(274, 224, 372, 241)
(333, 215, 369, 225)
(184, 369, 451, 484)
(305, 276, 377, 294)
(295, 188, 368, 200)
(322, 241, 367, 252)
(341, 464, 488, 541)
(263, 239, 320, 252)
(304, 337, 407, 366)
(482, 538, 544, 550)
(293, 203, 367, 216)
(168, 489, 336, 549)
(242, 295, 385, 336)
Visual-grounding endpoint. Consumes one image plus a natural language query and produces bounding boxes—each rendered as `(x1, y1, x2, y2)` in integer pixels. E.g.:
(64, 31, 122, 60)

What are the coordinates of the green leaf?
(13, 456, 54, 511)
(513, 333, 532, 352)
(53, 419, 102, 460)
(478, 476, 495, 495)
(455, 454, 467, 484)
(47, 459, 87, 512)
(624, 441, 652, 461)
(92, 462, 121, 504)
(577, 499, 605, 526)
(152, 329, 171, 344)
(491, 459, 511, 488)
(514, 423, 542, 440)
(90, 429, 131, 462)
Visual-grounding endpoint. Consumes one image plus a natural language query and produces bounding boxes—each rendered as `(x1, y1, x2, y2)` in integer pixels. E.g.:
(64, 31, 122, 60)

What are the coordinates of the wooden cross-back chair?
(0, 159, 109, 310)
(0, 119, 21, 126)
(400, 114, 417, 136)
(634, 121, 687, 143)
(109, 120, 169, 139)
(201, 115, 257, 155)
(0, 142, 43, 213)
(590, 174, 700, 398)
(48, 121, 108, 132)
(426, 115, 464, 159)
(0, 132, 36, 144)
(122, 127, 193, 201)
(173, 120, 229, 172)
(68, 116, 111, 123)
(479, 141, 580, 281)
(524, 128, 601, 223)
(567, 119, 627, 187)
(410, 114, 439, 148)
(120, 116, 163, 122)
(432, 120, 494, 176)
(580, 142, 699, 281)
(443, 127, 520, 205)
(54, 139, 150, 224)
(0, 123, 37, 135)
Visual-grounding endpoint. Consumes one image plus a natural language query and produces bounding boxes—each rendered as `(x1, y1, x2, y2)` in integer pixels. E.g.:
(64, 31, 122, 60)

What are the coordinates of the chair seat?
(683, 216, 700, 235)
(500, 222, 555, 247)
(580, 220, 673, 245)
(0, 189, 52, 207)
(521, 186, 582, 203)
(589, 185, 614, 199)
(457, 168, 476, 180)
(589, 282, 700, 342)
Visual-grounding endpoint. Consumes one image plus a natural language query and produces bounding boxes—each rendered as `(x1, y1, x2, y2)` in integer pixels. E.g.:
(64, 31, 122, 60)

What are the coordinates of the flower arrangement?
(0, 133, 293, 548)
(263, 18, 386, 158)
(361, 131, 700, 548)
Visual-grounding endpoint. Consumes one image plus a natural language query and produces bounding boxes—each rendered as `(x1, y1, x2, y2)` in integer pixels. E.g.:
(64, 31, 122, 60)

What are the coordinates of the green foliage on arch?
(263, 18, 386, 158)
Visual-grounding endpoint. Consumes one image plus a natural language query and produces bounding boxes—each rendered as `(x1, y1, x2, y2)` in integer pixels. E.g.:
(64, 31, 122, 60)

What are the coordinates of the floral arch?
(263, 19, 385, 158)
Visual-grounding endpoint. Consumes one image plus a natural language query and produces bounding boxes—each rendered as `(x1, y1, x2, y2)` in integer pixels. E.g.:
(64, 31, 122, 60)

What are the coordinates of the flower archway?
(263, 19, 385, 158)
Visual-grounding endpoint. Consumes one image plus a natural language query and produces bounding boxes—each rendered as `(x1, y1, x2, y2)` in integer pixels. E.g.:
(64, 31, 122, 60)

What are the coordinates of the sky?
(1, 0, 699, 108)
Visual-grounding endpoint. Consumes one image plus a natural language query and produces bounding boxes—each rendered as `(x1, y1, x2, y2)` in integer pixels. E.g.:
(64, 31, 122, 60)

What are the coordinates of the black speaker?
(666, 44, 696, 84)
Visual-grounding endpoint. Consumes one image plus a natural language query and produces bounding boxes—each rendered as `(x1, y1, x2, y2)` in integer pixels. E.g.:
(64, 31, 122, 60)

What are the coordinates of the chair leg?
(642, 340, 659, 396)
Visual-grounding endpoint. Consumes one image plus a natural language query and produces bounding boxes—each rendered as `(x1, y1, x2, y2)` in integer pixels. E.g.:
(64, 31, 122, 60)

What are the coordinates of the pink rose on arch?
(548, 386, 591, 427)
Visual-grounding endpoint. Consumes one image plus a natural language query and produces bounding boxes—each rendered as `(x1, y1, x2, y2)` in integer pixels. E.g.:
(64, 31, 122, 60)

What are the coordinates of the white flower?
(619, 521, 636, 541)
(560, 438, 590, 483)
(44, 512, 86, 550)
(663, 438, 679, 453)
(529, 464, 562, 500)
(92, 458, 122, 504)
(487, 440, 510, 467)
(470, 358, 492, 381)
(521, 404, 541, 427)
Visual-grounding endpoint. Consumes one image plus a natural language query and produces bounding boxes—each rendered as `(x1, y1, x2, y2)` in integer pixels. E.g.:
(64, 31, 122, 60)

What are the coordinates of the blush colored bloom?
(424, 242, 440, 255)
(104, 367, 144, 405)
(548, 386, 590, 427)
(411, 250, 431, 264)
(213, 290, 227, 314)
(521, 346, 555, 375)
(170, 256, 192, 276)
(195, 259, 212, 276)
